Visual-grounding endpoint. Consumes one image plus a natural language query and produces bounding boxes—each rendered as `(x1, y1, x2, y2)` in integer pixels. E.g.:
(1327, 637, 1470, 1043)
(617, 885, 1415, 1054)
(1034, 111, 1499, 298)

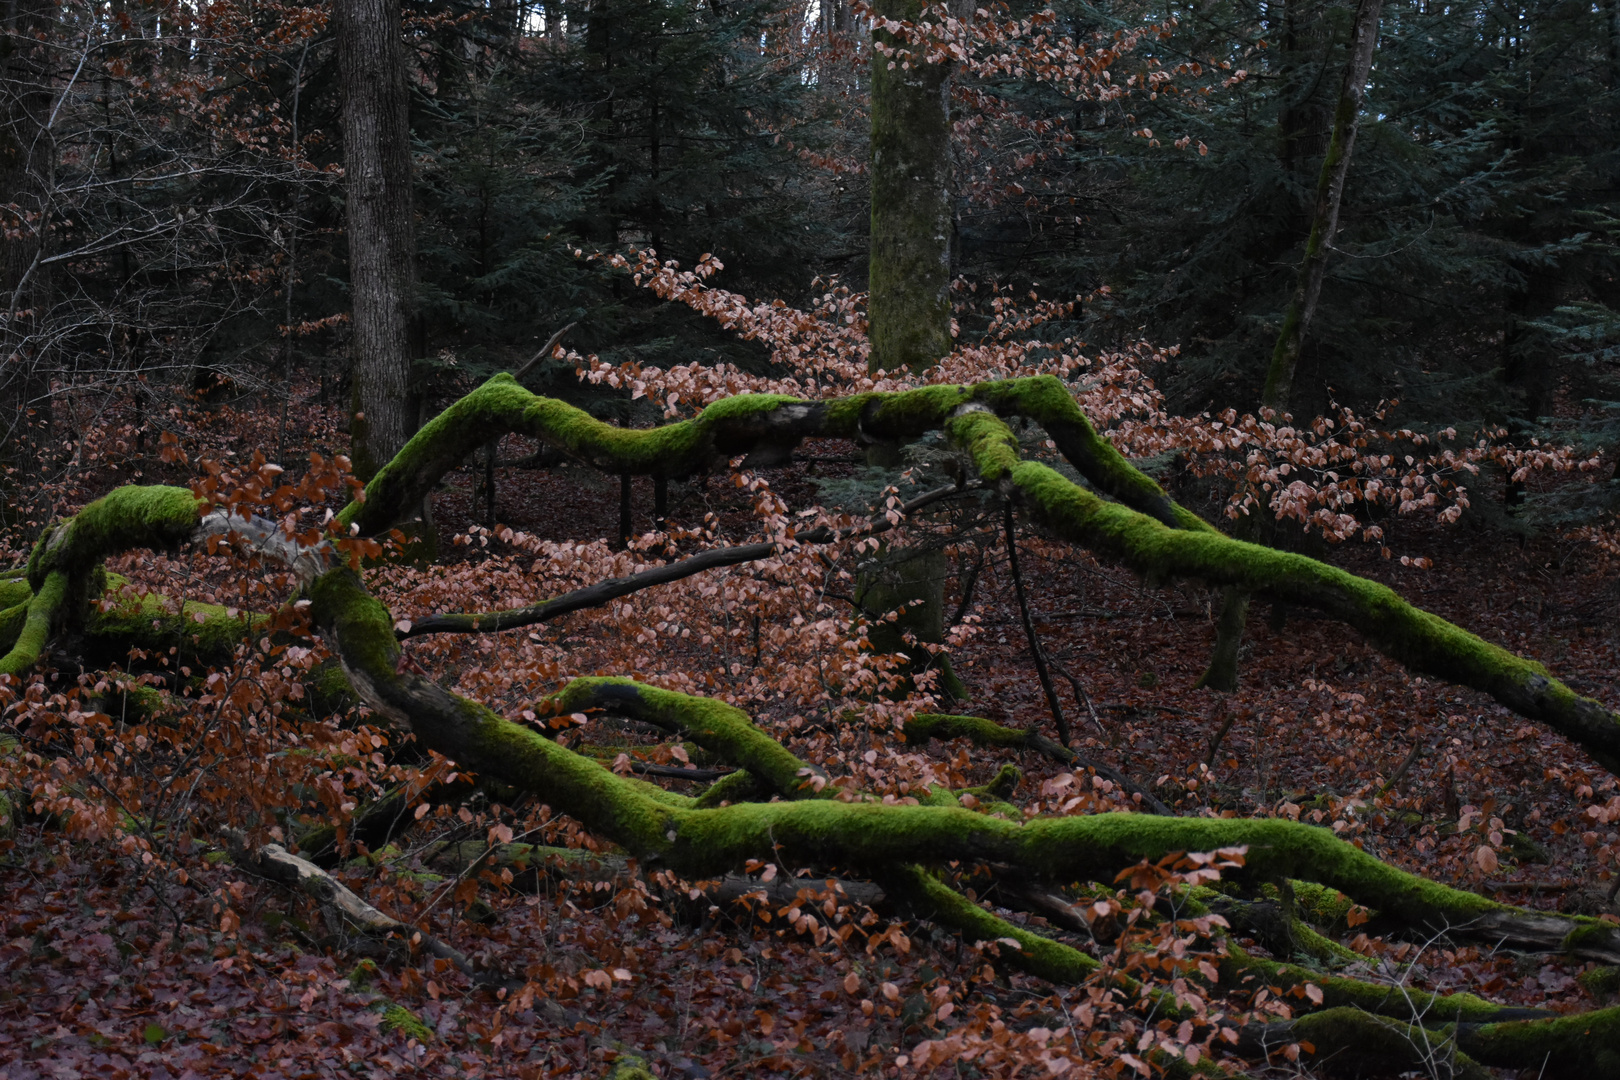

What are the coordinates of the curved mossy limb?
(547, 677, 830, 801)
(320, 374, 1620, 773)
(306, 562, 1620, 962)
(886, 863, 1100, 984)
(0, 570, 66, 677)
(692, 768, 773, 808)
(335, 374, 820, 536)
(993, 458, 1620, 774)
(290, 557, 1620, 1069)
(1222, 944, 1546, 1025)
(25, 486, 201, 591)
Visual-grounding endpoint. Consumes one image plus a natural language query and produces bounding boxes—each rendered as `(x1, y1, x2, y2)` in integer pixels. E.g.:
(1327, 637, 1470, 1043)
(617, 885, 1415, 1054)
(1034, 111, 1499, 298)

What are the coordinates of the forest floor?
(2, 388, 1617, 1079)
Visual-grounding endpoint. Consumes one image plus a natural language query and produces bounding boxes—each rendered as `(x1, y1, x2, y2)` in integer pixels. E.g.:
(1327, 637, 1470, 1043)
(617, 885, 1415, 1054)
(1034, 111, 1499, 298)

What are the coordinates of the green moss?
(0, 600, 27, 656)
(0, 578, 31, 609)
(1580, 966, 1620, 999)
(341, 374, 807, 534)
(27, 486, 201, 589)
(1457, 1003, 1620, 1074)
(1290, 879, 1359, 929)
(378, 1002, 432, 1043)
(1564, 922, 1620, 954)
(1288, 1008, 1489, 1080)
(963, 764, 1022, 803)
(605, 1051, 656, 1080)
(1228, 945, 1515, 1021)
(692, 768, 772, 808)
(84, 586, 260, 663)
(348, 959, 380, 991)
(0, 570, 65, 677)
(890, 864, 1101, 984)
(947, 409, 1022, 480)
(549, 678, 829, 802)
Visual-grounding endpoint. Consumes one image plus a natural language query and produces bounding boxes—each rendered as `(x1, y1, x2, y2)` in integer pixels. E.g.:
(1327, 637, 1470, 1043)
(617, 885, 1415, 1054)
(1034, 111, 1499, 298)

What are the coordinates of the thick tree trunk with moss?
(336, 0, 417, 478)
(9, 375, 1620, 1075)
(868, 0, 953, 374)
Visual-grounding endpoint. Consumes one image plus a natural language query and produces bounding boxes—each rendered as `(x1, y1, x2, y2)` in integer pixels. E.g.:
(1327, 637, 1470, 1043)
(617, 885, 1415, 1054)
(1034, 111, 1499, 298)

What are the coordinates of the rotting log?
(7, 374, 1620, 1074)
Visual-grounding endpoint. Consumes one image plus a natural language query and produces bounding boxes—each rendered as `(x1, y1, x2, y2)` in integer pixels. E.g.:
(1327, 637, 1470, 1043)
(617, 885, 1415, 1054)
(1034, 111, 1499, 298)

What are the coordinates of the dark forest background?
(4, 0, 1617, 529)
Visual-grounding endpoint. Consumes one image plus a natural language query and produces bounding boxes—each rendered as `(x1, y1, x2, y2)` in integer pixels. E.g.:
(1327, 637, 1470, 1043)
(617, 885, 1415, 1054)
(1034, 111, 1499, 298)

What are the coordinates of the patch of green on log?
(1289, 1008, 1488, 1080)
(891, 864, 1101, 984)
(692, 768, 771, 809)
(0, 578, 31, 609)
(906, 713, 1029, 750)
(85, 585, 259, 662)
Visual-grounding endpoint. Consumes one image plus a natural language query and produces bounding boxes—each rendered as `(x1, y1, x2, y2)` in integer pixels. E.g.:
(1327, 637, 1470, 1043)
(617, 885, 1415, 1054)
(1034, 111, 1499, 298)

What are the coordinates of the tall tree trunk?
(335, 0, 416, 479)
(867, 0, 953, 374)
(1203, 0, 1381, 693)
(1261, 0, 1382, 410)
(0, 0, 55, 510)
(862, 1, 967, 700)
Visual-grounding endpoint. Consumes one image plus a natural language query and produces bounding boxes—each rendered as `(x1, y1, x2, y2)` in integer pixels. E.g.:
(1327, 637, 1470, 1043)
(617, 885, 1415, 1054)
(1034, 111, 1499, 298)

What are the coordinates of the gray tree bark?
(867, 0, 953, 374)
(335, 0, 417, 479)
(0, 0, 57, 464)
(1261, 0, 1382, 410)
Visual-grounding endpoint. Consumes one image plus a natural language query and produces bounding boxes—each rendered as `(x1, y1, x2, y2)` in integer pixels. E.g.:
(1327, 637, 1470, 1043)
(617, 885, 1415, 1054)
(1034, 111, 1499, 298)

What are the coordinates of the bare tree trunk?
(1261, 0, 1382, 410)
(867, 0, 953, 374)
(0, 0, 57, 484)
(1203, 0, 1382, 692)
(335, 0, 416, 479)
(1608, 0, 1620, 89)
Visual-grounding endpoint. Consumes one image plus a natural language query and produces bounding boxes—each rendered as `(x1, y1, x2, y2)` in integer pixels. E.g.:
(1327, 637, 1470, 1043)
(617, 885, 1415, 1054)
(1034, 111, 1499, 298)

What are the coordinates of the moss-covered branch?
(341, 374, 1620, 773)
(309, 562, 1620, 959)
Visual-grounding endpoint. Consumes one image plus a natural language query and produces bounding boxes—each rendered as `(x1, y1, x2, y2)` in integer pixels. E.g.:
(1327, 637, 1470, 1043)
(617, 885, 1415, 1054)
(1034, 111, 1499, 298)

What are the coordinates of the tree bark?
(1261, 0, 1383, 411)
(0, 0, 57, 474)
(1209, 0, 1382, 691)
(335, 0, 417, 479)
(867, 0, 953, 374)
